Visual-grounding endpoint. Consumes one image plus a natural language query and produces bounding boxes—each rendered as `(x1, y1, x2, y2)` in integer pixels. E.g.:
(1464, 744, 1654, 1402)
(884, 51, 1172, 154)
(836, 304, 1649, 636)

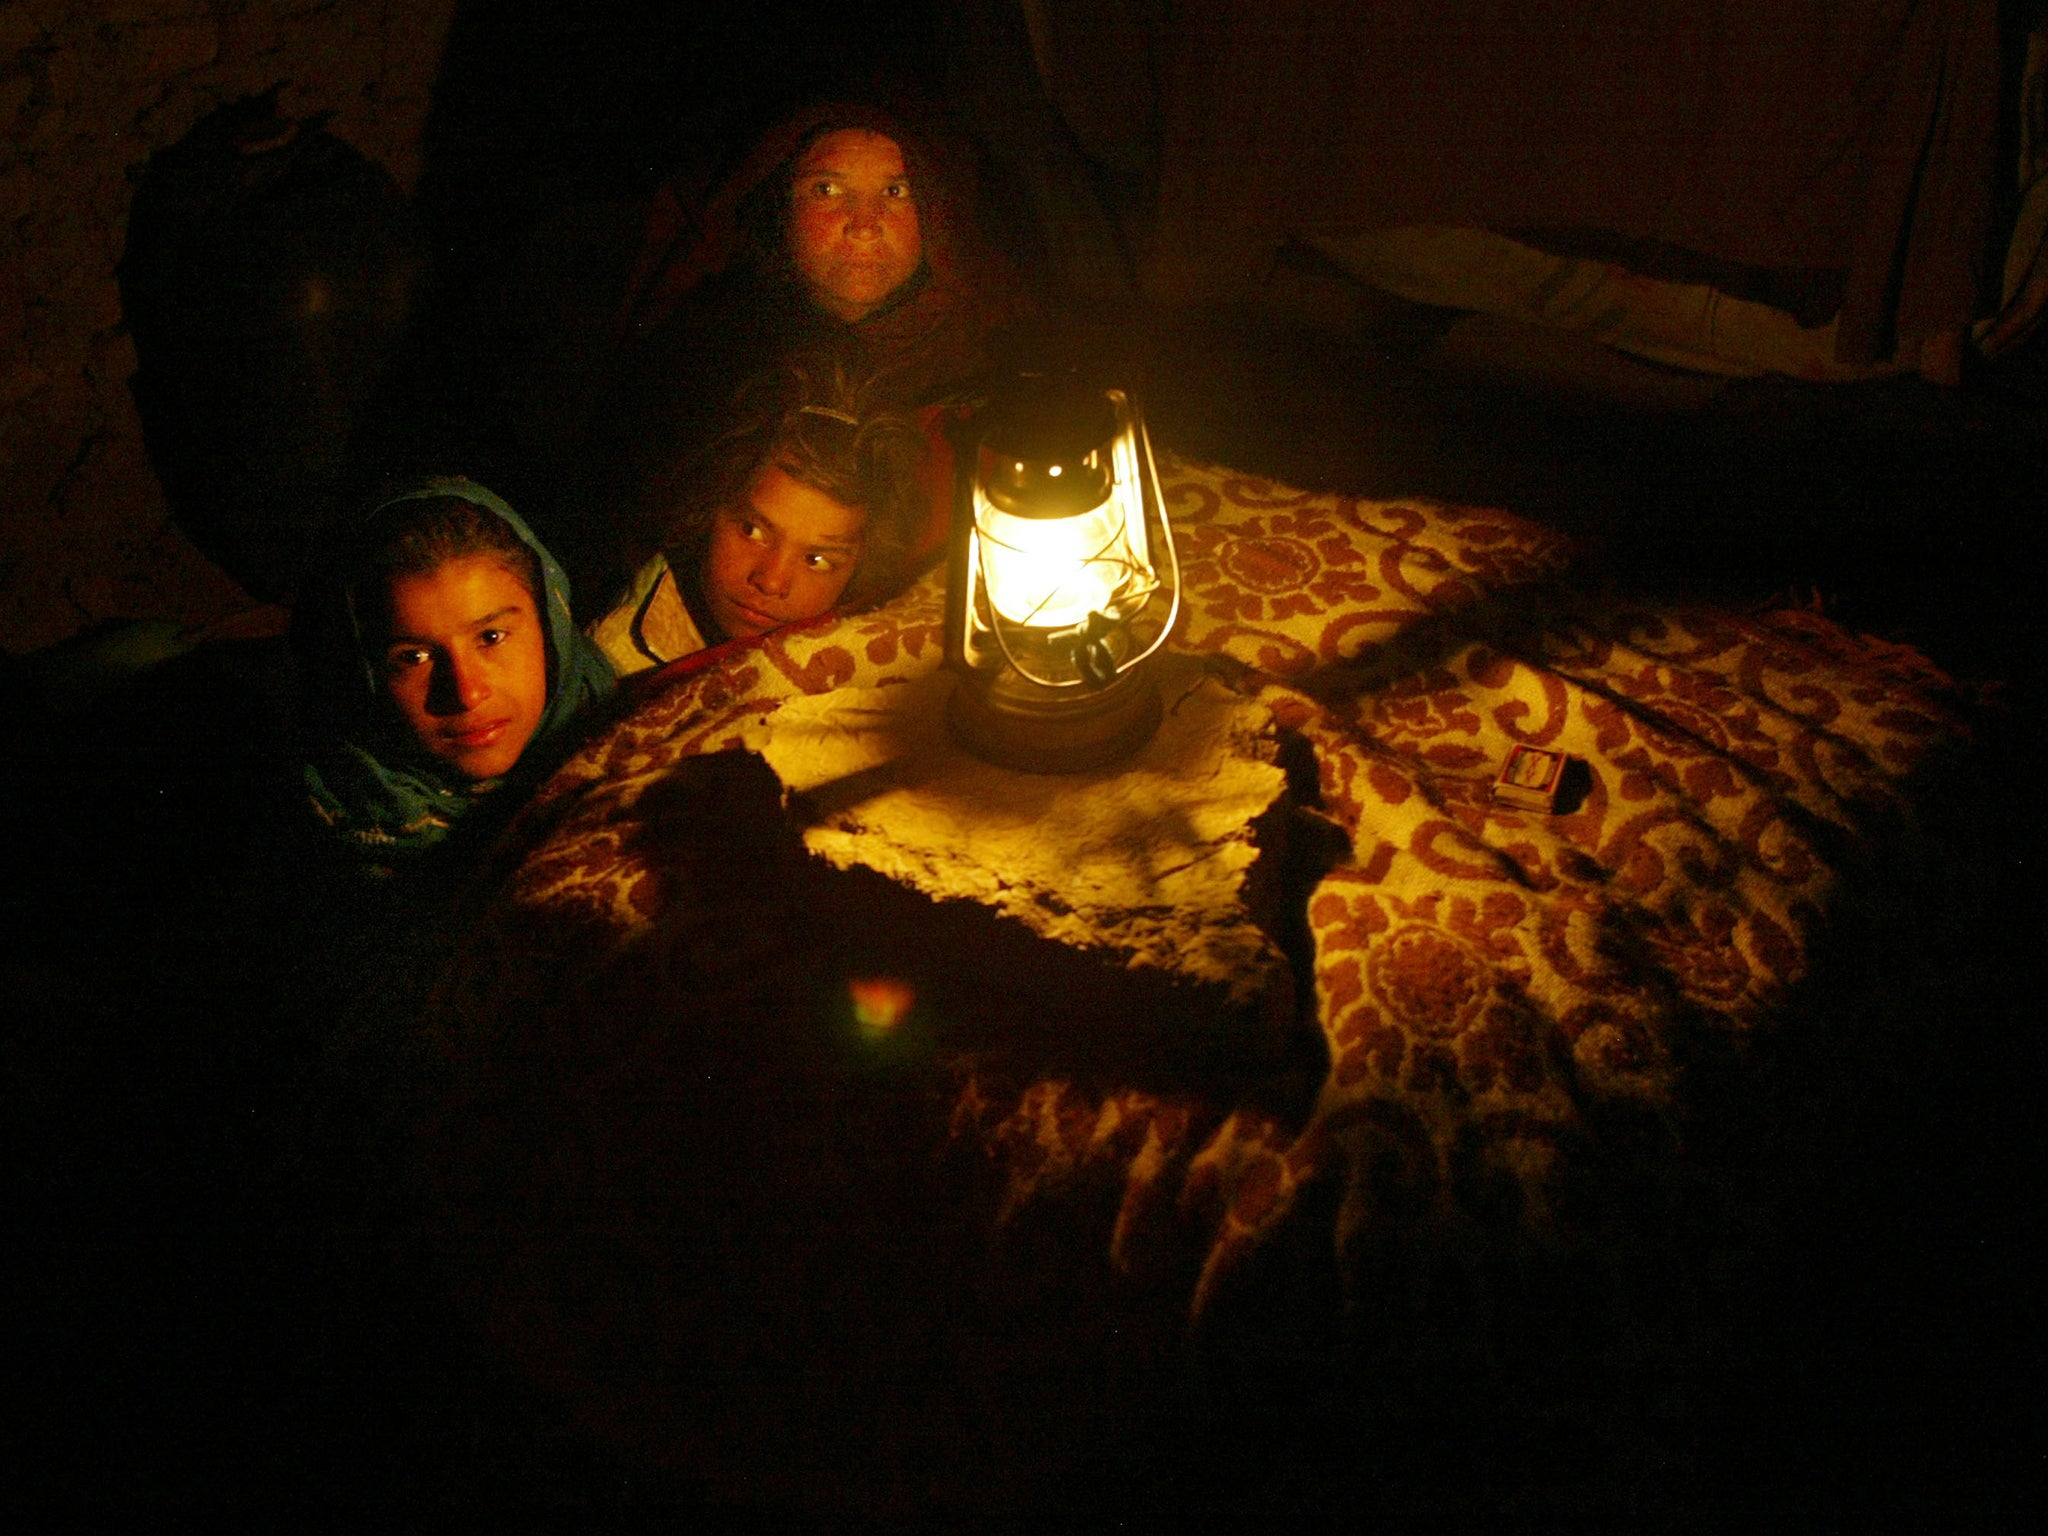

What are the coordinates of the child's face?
(786, 128, 922, 322)
(700, 462, 867, 642)
(379, 553, 549, 781)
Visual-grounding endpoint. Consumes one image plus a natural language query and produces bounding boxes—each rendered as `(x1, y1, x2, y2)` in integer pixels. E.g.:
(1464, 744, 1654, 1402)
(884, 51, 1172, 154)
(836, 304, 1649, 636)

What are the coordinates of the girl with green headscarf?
(294, 477, 615, 876)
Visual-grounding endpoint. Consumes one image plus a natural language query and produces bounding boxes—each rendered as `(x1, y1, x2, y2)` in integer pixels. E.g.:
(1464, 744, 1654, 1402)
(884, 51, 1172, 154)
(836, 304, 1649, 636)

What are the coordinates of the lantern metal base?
(947, 662, 1163, 774)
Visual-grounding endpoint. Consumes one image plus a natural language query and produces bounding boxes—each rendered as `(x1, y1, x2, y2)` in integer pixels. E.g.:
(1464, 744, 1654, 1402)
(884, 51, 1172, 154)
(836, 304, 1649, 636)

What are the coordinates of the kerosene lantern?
(944, 378, 1180, 773)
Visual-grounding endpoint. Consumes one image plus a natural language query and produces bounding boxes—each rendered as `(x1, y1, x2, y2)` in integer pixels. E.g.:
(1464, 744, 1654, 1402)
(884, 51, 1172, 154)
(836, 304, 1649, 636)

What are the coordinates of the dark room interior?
(6, 3, 2044, 1528)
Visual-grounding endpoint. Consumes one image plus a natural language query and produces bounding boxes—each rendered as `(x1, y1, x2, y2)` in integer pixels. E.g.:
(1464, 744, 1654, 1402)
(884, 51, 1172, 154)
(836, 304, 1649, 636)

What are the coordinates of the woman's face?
(699, 461, 867, 642)
(379, 553, 549, 781)
(786, 129, 922, 322)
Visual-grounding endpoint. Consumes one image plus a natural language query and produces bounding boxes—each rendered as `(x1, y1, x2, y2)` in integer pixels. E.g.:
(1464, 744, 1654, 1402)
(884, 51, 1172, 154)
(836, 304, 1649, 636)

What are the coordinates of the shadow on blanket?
(393, 457, 1975, 1525)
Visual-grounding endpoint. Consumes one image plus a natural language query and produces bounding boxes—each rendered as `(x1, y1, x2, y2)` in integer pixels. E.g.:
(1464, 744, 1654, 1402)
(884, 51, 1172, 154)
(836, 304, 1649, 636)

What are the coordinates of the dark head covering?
(294, 476, 615, 868)
(574, 100, 1033, 610)
(619, 98, 1032, 402)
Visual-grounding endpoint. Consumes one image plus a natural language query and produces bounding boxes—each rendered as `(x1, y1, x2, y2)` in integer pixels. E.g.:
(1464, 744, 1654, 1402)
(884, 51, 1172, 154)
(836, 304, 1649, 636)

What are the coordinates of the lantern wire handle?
(1135, 414, 1181, 663)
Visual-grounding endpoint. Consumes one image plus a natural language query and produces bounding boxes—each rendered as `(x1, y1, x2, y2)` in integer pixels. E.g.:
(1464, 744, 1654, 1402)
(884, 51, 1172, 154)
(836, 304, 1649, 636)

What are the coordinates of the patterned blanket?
(421, 456, 1964, 1513)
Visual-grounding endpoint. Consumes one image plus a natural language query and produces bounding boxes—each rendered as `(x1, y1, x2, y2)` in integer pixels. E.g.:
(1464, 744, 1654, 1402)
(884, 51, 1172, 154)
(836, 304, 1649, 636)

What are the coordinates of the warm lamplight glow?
(943, 381, 1178, 771)
(972, 423, 1158, 637)
(977, 495, 1127, 629)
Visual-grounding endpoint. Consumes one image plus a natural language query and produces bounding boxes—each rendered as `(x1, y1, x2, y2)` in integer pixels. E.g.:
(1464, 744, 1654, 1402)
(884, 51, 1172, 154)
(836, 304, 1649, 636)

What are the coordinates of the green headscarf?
(296, 477, 615, 869)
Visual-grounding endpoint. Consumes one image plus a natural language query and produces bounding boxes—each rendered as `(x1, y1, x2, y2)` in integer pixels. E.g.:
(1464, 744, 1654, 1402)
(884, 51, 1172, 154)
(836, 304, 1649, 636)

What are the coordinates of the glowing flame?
(848, 976, 916, 1032)
(978, 498, 1127, 629)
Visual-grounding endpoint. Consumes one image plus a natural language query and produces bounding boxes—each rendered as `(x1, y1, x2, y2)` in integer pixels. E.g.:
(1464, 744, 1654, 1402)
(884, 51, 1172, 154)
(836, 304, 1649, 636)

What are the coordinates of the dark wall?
(414, 2, 945, 236)
(0, 0, 460, 656)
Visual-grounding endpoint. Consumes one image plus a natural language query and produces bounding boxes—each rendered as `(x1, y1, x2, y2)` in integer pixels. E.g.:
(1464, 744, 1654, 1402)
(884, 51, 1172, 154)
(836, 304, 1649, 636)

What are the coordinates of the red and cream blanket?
(422, 456, 1963, 1510)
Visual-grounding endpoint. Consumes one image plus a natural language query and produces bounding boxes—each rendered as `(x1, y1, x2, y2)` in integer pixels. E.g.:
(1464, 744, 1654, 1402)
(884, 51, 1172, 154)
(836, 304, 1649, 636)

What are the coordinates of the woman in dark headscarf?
(571, 99, 1029, 611)
(621, 97, 1031, 402)
(293, 476, 615, 876)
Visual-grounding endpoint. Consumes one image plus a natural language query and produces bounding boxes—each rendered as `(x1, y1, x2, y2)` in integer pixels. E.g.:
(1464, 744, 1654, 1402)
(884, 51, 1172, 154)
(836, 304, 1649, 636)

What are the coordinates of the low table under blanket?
(418, 455, 1964, 1516)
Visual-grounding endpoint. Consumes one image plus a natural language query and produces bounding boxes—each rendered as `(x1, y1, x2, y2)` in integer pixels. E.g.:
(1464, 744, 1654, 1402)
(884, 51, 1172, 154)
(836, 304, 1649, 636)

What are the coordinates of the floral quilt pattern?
(424, 455, 1965, 1494)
